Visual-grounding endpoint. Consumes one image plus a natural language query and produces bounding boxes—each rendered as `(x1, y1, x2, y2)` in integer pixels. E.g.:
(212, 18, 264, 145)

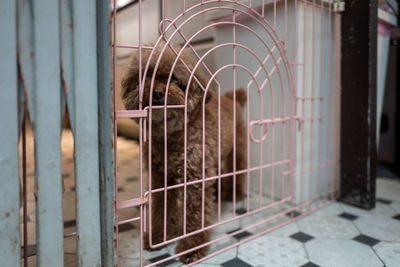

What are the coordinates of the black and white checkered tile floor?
(116, 178, 400, 267)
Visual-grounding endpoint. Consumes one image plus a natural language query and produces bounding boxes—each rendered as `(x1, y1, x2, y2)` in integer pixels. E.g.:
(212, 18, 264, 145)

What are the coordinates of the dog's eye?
(171, 76, 185, 90)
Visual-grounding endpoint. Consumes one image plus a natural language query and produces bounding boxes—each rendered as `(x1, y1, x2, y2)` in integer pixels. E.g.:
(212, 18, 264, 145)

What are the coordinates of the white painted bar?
(0, 1, 21, 265)
(72, 1, 102, 265)
(32, 0, 64, 266)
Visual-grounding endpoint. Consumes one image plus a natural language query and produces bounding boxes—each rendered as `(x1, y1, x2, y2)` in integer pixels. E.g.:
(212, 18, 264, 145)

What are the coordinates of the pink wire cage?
(112, 0, 340, 266)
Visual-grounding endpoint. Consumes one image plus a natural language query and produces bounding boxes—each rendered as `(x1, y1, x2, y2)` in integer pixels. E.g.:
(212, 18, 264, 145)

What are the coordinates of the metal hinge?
(333, 0, 345, 12)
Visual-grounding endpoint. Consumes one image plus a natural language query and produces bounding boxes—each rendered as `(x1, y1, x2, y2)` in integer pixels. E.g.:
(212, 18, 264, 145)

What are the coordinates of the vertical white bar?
(72, 0, 102, 265)
(32, 0, 64, 265)
(0, 1, 21, 265)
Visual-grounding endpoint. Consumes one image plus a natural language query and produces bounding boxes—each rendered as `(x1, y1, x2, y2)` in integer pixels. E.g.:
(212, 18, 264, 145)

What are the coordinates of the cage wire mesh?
(114, 0, 340, 266)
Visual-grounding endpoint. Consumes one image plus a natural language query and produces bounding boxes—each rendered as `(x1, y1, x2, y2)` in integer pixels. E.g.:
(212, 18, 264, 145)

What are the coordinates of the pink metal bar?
(112, 0, 119, 250)
(299, 0, 332, 11)
(114, 44, 153, 50)
(308, 0, 317, 208)
(118, 217, 141, 225)
(116, 110, 148, 118)
(117, 195, 148, 209)
(64, 232, 77, 238)
(232, 10, 237, 217)
(137, 2, 145, 263)
(316, 0, 325, 207)
(300, 2, 307, 209)
(22, 110, 27, 266)
(149, 160, 291, 194)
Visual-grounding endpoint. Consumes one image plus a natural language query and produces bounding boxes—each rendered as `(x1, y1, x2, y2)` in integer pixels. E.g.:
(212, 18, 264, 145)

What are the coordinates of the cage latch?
(333, 0, 345, 12)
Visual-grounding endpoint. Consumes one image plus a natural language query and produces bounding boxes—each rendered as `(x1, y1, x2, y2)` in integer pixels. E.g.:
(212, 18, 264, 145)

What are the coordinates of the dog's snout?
(152, 88, 164, 105)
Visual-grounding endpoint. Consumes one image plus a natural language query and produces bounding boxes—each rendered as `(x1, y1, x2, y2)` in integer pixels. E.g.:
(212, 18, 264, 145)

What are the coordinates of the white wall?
(212, 1, 341, 204)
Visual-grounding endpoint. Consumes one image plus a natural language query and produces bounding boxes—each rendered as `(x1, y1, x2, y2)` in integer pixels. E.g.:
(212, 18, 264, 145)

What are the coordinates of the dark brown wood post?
(339, 0, 378, 209)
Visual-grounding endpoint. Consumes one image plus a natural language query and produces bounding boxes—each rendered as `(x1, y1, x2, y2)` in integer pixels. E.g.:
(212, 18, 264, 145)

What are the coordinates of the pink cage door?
(113, 0, 338, 266)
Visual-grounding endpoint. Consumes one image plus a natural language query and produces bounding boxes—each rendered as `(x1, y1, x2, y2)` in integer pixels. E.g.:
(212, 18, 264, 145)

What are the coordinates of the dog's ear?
(121, 66, 138, 99)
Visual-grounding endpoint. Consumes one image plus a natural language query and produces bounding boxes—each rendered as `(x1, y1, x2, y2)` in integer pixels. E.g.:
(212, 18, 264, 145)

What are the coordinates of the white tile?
(203, 231, 238, 264)
(202, 246, 237, 265)
(354, 214, 400, 242)
(306, 239, 383, 267)
(297, 214, 359, 239)
(238, 236, 308, 267)
(341, 202, 397, 217)
(118, 257, 150, 267)
(268, 222, 300, 237)
(390, 201, 400, 213)
(377, 178, 400, 202)
(374, 242, 400, 267)
(310, 202, 344, 217)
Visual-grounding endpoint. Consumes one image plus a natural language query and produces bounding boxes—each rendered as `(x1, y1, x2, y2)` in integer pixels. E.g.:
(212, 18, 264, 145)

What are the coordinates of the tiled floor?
(20, 129, 400, 266)
(118, 182, 400, 267)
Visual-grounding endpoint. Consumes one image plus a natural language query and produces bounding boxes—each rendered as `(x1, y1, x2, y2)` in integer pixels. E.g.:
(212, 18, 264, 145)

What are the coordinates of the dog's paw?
(176, 242, 208, 264)
(143, 233, 166, 251)
(179, 250, 205, 264)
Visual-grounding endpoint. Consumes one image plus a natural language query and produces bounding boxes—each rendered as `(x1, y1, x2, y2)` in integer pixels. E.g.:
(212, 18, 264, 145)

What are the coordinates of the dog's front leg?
(175, 149, 216, 263)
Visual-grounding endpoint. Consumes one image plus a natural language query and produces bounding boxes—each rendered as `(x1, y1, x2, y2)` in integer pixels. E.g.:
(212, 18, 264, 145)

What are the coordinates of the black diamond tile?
(393, 214, 400, 221)
(236, 208, 247, 215)
(117, 186, 124, 192)
(63, 219, 76, 228)
(227, 228, 252, 240)
(221, 258, 252, 267)
(62, 173, 70, 179)
(338, 212, 359, 221)
(353, 234, 380, 247)
(290, 232, 314, 243)
(376, 198, 393, 204)
(70, 186, 75, 191)
(149, 253, 177, 267)
(126, 176, 138, 182)
(301, 262, 321, 267)
(286, 210, 301, 218)
(118, 223, 135, 233)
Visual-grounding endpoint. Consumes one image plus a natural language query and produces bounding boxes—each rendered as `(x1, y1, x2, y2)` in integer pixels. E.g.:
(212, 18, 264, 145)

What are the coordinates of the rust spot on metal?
(30, 52, 34, 59)
(60, 65, 68, 98)
(76, 198, 79, 204)
(70, 23, 73, 29)
(36, 184, 39, 192)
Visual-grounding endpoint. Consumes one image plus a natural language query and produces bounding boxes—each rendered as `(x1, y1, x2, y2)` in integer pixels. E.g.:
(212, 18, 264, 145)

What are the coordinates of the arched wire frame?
(113, 0, 338, 266)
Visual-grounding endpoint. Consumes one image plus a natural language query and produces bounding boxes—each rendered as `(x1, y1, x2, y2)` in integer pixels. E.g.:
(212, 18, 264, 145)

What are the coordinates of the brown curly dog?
(121, 43, 247, 263)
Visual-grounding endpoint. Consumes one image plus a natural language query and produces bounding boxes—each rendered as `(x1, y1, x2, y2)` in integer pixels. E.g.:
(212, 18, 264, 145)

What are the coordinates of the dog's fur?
(121, 43, 247, 263)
